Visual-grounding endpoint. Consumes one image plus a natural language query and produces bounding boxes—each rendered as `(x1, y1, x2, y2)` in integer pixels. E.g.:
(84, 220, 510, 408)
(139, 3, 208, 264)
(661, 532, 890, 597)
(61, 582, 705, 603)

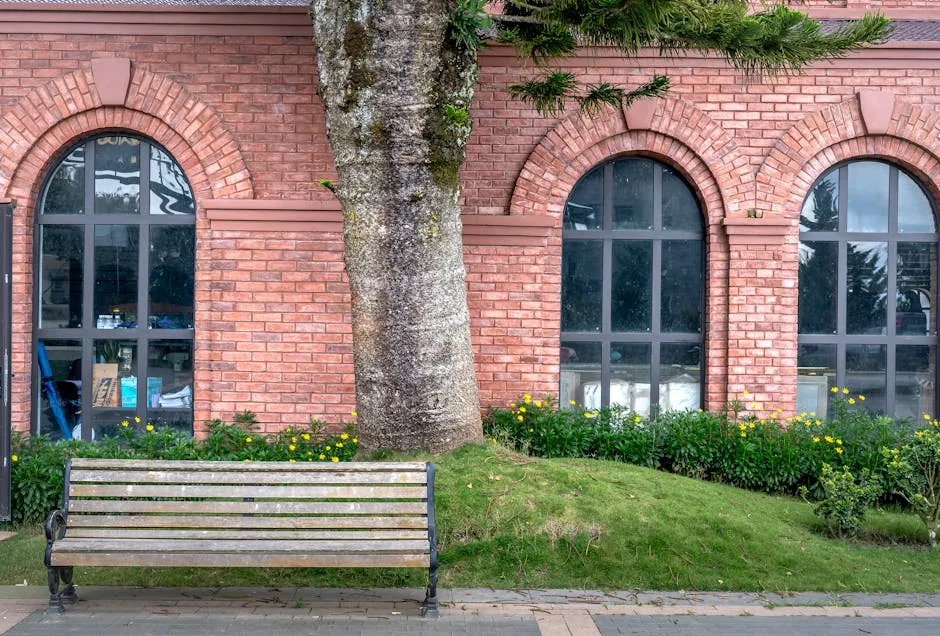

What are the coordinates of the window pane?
(846, 343, 886, 415)
(611, 240, 652, 332)
(896, 345, 935, 421)
(90, 339, 138, 437)
(660, 343, 701, 412)
(150, 226, 195, 329)
(846, 241, 887, 335)
(94, 225, 139, 327)
(39, 225, 83, 328)
(150, 145, 195, 216)
(662, 166, 700, 231)
(612, 158, 653, 230)
(561, 240, 603, 331)
(564, 165, 603, 230)
(898, 171, 935, 233)
(41, 146, 84, 215)
(798, 344, 836, 418)
(798, 241, 838, 334)
(95, 136, 140, 215)
(36, 340, 81, 439)
(847, 161, 889, 232)
(896, 243, 935, 336)
(147, 340, 193, 410)
(611, 343, 651, 416)
(661, 240, 702, 333)
(801, 168, 838, 232)
(560, 341, 601, 409)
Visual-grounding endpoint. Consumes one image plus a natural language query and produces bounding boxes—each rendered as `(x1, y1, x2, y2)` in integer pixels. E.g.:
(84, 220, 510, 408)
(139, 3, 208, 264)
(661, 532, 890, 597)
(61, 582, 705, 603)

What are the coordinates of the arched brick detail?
(757, 98, 940, 219)
(507, 102, 741, 413)
(0, 66, 253, 200)
(509, 98, 752, 222)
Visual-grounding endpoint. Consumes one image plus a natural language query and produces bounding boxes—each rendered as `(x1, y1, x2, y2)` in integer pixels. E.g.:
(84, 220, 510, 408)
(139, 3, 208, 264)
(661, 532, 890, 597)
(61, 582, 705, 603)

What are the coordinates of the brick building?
(1, 0, 940, 441)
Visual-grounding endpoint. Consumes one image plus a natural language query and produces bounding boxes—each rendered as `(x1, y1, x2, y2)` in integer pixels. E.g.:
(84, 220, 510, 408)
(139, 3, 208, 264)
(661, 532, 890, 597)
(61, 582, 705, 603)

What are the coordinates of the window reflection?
(39, 226, 83, 328)
(562, 240, 603, 332)
(847, 161, 889, 232)
(800, 169, 838, 232)
(845, 241, 887, 335)
(150, 146, 195, 215)
(95, 137, 140, 215)
(564, 166, 603, 230)
(94, 225, 139, 327)
(41, 147, 84, 215)
(798, 241, 837, 334)
(149, 226, 195, 329)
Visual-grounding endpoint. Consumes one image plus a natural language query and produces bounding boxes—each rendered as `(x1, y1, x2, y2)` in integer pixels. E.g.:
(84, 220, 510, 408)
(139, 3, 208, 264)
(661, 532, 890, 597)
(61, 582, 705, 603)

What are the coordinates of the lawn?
(1, 443, 936, 592)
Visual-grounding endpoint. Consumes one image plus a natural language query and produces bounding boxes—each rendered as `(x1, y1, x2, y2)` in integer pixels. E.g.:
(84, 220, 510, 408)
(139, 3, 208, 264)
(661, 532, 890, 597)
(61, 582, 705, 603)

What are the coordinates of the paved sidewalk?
(3, 586, 940, 635)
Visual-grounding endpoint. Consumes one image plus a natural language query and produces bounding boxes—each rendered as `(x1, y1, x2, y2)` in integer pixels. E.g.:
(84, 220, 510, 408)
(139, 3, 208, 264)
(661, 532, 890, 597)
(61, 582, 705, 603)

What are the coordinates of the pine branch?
(509, 72, 578, 116)
(578, 75, 670, 115)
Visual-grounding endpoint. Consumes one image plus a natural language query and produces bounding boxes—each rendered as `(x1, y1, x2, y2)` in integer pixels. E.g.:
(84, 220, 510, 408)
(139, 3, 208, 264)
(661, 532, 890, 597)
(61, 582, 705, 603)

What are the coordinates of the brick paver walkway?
(2, 587, 940, 635)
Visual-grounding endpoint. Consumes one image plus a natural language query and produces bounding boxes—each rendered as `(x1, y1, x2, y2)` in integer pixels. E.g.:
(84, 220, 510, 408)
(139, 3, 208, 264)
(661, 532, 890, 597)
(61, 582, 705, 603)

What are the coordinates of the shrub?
(9, 415, 358, 526)
(883, 426, 940, 546)
(801, 463, 882, 539)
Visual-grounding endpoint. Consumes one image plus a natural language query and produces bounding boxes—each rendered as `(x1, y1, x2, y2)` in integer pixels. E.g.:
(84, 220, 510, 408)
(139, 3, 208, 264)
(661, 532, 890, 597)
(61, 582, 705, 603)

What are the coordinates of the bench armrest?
(44, 509, 67, 568)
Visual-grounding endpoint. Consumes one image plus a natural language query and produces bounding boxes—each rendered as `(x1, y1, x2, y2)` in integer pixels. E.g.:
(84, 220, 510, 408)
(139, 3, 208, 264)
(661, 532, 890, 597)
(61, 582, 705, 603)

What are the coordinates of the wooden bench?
(44, 458, 439, 616)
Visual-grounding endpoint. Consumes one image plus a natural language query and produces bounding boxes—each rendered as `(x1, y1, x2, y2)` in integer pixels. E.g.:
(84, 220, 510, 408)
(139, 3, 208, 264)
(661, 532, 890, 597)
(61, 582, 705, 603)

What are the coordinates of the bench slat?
(68, 500, 428, 515)
(53, 538, 429, 553)
(66, 529, 429, 540)
(68, 458, 428, 472)
(51, 552, 431, 568)
(69, 484, 426, 499)
(66, 514, 428, 530)
(68, 469, 427, 485)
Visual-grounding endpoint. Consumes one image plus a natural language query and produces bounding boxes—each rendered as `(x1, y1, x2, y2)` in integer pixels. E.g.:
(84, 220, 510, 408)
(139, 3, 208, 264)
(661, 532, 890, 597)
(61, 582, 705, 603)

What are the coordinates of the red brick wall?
(4, 6, 940, 433)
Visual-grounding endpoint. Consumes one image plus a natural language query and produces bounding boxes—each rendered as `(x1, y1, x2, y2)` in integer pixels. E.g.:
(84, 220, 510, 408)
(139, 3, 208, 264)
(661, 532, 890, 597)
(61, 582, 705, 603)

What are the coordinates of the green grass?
(2, 443, 938, 592)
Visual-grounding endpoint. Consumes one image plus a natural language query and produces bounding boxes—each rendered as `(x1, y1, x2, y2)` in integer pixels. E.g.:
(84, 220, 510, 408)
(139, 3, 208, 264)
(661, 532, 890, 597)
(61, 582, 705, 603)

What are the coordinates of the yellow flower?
(750, 402, 759, 409)
(289, 459, 296, 463)
(11, 454, 17, 462)
(584, 412, 593, 418)
(351, 410, 357, 417)
(634, 415, 642, 423)
(245, 437, 252, 443)
(848, 398, 855, 405)
(836, 439, 842, 445)
(859, 395, 865, 401)
(529, 428, 534, 432)
(307, 451, 313, 456)
(319, 454, 326, 460)
(740, 431, 747, 438)
(925, 413, 932, 421)
(835, 447, 844, 454)
(353, 437, 358, 443)
(331, 457, 339, 463)
(824, 436, 834, 443)
(742, 389, 749, 396)
(134, 416, 141, 423)
(325, 445, 331, 451)
(770, 413, 777, 420)
(831, 387, 838, 393)
(813, 437, 820, 443)
(523, 394, 532, 404)
(146, 424, 154, 432)
(509, 402, 516, 408)
(302, 433, 311, 440)
(291, 437, 298, 443)
(841, 388, 849, 394)
(336, 442, 343, 448)
(738, 424, 747, 431)
(569, 400, 577, 406)
(517, 415, 524, 421)
(519, 407, 526, 413)
(121, 420, 129, 427)
(749, 422, 756, 429)
(809, 412, 816, 417)
(535, 400, 542, 407)
(341, 433, 349, 440)
(288, 444, 296, 451)
(243, 459, 251, 462)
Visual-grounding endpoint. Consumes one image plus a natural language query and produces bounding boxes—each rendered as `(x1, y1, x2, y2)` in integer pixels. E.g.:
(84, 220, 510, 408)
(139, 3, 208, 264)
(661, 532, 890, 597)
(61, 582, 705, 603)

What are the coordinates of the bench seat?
(45, 458, 439, 616)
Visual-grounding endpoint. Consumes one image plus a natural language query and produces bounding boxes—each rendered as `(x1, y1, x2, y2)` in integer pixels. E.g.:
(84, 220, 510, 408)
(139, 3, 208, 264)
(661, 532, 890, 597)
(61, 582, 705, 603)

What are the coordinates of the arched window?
(798, 160, 938, 418)
(34, 134, 196, 439)
(560, 157, 704, 414)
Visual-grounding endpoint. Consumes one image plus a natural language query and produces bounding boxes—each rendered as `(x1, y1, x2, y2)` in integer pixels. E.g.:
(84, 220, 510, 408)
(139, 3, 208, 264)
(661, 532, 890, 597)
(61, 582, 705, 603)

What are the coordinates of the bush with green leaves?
(483, 391, 913, 500)
(800, 463, 882, 539)
(8, 412, 358, 526)
(883, 426, 940, 546)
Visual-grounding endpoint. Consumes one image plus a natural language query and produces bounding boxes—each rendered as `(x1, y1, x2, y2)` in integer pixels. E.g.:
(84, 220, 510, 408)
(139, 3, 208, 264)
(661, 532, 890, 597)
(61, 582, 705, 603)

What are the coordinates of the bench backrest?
(60, 458, 436, 564)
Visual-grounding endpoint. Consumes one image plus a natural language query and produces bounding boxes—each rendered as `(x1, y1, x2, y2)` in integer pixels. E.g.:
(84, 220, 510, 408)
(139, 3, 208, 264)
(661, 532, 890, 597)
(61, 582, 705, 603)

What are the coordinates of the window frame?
(560, 156, 705, 410)
(32, 133, 196, 439)
(798, 159, 939, 416)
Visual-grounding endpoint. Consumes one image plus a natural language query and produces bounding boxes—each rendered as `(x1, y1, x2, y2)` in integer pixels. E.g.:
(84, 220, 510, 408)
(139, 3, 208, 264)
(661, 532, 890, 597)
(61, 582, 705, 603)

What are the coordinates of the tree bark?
(311, 0, 483, 453)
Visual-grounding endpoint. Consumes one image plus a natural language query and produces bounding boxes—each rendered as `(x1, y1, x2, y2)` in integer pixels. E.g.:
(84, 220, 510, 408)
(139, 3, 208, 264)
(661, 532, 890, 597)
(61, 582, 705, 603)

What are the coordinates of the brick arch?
(509, 97, 751, 223)
(0, 66, 253, 201)
(757, 98, 940, 219)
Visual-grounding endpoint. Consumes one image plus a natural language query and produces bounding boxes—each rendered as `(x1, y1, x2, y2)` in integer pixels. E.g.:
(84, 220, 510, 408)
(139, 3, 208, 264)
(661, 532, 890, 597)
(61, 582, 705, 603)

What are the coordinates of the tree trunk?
(311, 0, 483, 453)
